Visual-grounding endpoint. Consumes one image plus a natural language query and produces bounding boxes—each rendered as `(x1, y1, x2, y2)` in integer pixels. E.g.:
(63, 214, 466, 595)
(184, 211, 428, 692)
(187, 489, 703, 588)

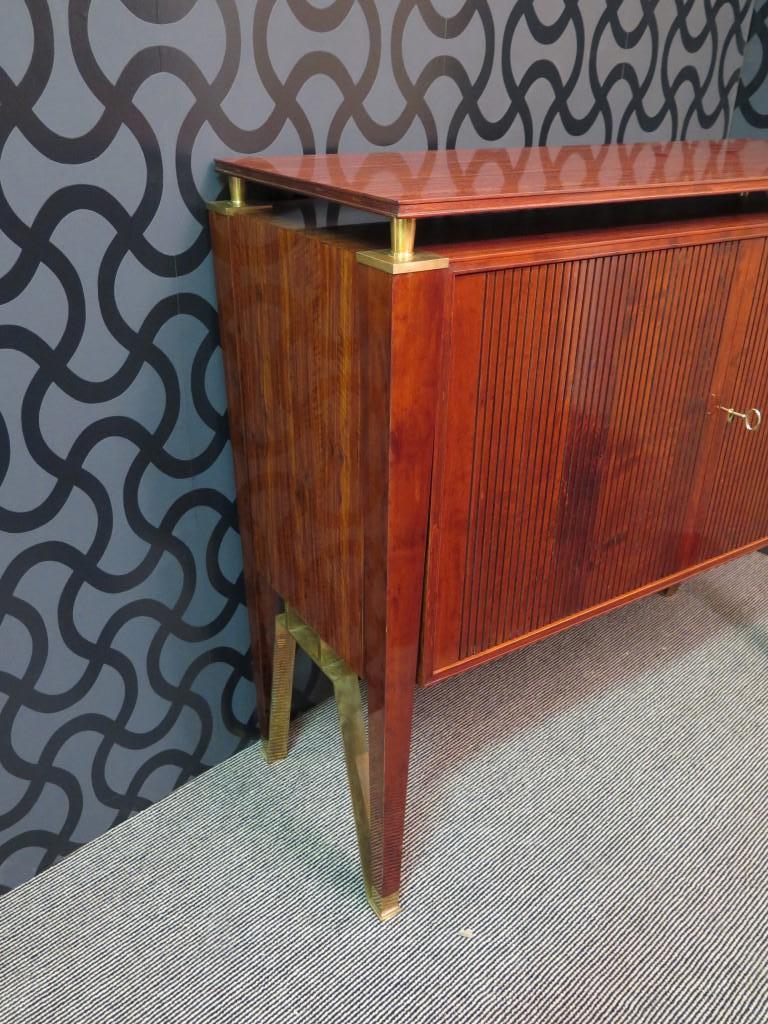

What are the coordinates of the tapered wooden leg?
(356, 261, 446, 915)
(366, 671, 414, 919)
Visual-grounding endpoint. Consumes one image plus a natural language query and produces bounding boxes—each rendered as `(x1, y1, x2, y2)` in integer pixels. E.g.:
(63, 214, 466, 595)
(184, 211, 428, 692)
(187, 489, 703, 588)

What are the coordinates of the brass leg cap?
(368, 886, 401, 922)
(261, 737, 288, 764)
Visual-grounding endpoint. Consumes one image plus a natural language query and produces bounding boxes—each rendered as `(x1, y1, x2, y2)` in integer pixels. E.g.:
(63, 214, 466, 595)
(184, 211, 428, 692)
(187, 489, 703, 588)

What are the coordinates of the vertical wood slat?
(439, 240, 740, 665)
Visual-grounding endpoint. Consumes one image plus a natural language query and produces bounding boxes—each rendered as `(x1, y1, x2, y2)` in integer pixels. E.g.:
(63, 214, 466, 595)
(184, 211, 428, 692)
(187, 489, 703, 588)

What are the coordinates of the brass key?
(716, 405, 762, 431)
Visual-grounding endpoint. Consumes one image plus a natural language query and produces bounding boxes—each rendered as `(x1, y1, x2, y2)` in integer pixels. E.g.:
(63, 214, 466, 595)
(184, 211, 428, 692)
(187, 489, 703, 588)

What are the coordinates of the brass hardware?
(206, 173, 273, 216)
(266, 604, 401, 922)
(228, 174, 246, 207)
(356, 249, 449, 274)
(371, 889, 401, 922)
(390, 217, 416, 259)
(716, 405, 762, 432)
(262, 614, 296, 763)
(206, 200, 272, 216)
(356, 213, 449, 274)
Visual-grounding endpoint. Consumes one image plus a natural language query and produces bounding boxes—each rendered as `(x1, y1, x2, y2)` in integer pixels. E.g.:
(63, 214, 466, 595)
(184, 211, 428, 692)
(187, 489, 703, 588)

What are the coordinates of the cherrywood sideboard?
(208, 140, 768, 919)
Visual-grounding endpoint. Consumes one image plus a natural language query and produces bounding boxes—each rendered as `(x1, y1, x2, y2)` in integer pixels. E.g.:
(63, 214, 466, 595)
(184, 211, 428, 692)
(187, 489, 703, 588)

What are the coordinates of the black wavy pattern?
(734, 0, 768, 131)
(0, 0, 755, 893)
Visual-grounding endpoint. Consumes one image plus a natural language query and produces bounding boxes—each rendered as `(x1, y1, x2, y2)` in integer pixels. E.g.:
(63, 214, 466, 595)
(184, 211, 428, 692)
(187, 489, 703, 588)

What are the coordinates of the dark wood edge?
(440, 213, 768, 272)
(418, 272, 458, 685)
(209, 211, 275, 731)
(392, 179, 768, 219)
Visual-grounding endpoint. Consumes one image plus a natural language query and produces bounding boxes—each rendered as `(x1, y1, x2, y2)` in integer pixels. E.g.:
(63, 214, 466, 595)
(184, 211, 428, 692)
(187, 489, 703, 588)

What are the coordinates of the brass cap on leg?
(367, 885, 401, 922)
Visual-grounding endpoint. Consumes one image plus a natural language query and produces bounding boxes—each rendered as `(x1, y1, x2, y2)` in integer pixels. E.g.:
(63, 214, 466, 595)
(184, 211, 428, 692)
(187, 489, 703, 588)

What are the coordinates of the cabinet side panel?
(211, 213, 364, 673)
(210, 215, 275, 726)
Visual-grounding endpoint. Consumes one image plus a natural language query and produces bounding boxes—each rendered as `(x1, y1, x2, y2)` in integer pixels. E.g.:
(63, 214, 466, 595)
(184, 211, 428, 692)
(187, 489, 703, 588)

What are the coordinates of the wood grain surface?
(425, 229, 768, 679)
(209, 210, 366, 676)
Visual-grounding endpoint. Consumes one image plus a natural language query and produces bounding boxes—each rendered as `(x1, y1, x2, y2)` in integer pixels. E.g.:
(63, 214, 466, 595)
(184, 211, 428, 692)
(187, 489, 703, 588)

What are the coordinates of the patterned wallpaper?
(732, 0, 768, 135)
(0, 1, 757, 893)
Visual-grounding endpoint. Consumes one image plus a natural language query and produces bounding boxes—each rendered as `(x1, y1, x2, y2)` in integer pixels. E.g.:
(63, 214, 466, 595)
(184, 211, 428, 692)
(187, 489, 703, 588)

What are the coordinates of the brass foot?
(367, 887, 401, 922)
(262, 612, 295, 763)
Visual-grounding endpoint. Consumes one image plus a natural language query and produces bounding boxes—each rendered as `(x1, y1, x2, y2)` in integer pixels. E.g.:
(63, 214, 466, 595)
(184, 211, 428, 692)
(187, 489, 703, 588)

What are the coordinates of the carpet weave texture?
(1, 554, 767, 1023)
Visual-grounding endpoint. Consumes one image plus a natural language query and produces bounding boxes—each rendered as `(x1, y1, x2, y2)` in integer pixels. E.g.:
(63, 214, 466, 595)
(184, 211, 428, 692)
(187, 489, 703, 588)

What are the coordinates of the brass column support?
(390, 216, 416, 260)
(357, 214, 448, 275)
(206, 173, 272, 216)
(228, 174, 247, 208)
(263, 604, 400, 922)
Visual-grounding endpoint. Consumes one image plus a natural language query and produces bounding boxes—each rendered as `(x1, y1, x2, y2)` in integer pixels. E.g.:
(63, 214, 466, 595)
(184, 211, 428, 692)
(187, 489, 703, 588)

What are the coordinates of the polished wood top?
(217, 139, 768, 219)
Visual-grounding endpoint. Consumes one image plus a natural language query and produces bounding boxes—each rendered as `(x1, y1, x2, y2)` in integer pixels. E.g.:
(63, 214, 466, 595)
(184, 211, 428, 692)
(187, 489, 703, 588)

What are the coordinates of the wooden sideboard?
(208, 140, 768, 919)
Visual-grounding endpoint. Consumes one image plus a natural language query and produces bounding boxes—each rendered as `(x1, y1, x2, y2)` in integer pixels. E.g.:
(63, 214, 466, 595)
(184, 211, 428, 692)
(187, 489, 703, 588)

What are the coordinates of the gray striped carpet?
(2, 555, 767, 1023)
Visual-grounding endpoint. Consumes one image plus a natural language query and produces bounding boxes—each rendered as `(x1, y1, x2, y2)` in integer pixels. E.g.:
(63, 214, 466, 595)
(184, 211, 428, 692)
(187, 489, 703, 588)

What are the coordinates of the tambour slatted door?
(687, 237, 768, 562)
(427, 239, 741, 676)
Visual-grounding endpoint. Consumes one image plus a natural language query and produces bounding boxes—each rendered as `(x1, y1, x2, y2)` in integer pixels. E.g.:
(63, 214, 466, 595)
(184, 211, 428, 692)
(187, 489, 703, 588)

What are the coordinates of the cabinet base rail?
(262, 603, 400, 923)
